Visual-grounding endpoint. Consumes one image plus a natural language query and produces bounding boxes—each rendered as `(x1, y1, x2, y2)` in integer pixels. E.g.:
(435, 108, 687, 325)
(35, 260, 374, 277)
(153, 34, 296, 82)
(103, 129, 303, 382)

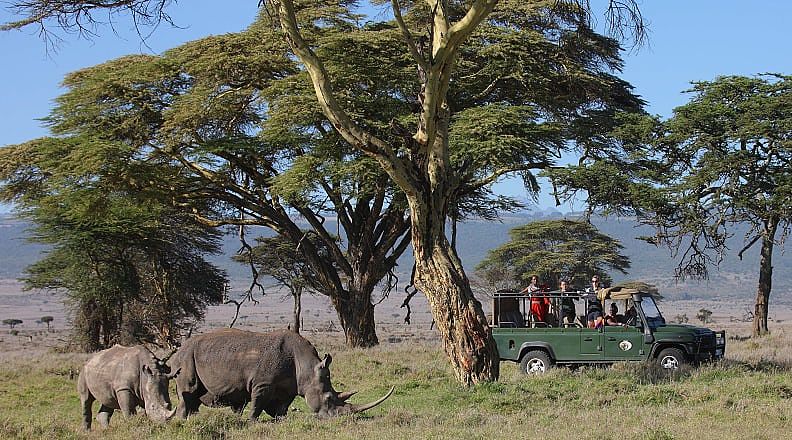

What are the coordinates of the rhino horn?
(337, 390, 357, 402)
(347, 386, 394, 414)
(146, 402, 175, 423)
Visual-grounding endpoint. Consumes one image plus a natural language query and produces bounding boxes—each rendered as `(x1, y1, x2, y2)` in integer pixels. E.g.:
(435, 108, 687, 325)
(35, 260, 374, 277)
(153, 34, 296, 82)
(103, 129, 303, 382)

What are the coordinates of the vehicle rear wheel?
(519, 350, 553, 375)
(656, 347, 687, 370)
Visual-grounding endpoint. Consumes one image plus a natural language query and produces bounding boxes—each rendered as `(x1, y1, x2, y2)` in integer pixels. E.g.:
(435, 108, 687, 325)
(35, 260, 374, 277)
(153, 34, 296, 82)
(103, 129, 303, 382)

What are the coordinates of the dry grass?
(1, 323, 791, 439)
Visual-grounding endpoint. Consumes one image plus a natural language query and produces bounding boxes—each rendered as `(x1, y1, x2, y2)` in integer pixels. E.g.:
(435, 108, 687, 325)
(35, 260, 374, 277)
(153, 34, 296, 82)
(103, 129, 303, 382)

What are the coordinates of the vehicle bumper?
(714, 330, 726, 359)
(692, 330, 726, 362)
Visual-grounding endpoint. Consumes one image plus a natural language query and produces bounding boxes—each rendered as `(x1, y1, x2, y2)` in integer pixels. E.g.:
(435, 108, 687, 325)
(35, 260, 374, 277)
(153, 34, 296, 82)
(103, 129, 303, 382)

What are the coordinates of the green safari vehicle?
(491, 286, 726, 374)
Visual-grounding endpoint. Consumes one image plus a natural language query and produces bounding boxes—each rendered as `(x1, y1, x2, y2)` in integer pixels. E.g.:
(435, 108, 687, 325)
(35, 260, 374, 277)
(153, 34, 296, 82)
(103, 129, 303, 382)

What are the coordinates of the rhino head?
(140, 360, 180, 422)
(304, 354, 393, 418)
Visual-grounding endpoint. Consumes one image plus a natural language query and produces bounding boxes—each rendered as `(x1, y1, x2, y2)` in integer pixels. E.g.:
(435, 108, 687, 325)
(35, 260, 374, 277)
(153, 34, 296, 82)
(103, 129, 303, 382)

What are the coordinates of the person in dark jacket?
(559, 279, 577, 325)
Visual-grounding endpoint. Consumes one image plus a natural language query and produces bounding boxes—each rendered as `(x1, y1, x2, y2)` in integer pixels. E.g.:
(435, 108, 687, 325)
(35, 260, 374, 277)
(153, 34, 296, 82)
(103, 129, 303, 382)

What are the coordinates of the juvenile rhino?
(170, 328, 393, 420)
(77, 345, 179, 430)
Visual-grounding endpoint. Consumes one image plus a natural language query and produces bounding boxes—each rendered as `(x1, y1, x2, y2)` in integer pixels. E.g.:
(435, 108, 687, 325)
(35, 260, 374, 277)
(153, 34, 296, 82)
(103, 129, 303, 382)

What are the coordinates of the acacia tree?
(2, 0, 645, 383)
(14, 19, 413, 348)
(40, 316, 54, 330)
(233, 233, 337, 334)
(646, 75, 791, 336)
(0, 137, 228, 350)
(476, 219, 630, 290)
(549, 75, 792, 337)
(3, 319, 23, 329)
(269, 0, 644, 383)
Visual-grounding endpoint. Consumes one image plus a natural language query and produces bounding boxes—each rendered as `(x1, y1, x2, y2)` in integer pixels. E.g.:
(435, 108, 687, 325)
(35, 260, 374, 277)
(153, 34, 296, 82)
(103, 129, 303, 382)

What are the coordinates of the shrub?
(696, 308, 712, 324)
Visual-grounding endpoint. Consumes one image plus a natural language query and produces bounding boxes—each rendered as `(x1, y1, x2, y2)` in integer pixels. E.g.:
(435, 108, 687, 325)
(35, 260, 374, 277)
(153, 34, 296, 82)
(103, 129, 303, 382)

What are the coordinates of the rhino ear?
(320, 353, 332, 369)
(142, 364, 153, 377)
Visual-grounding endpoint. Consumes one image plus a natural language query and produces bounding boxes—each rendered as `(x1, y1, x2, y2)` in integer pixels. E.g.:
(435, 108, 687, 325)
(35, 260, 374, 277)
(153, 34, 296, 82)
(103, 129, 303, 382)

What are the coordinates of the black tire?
(656, 347, 687, 370)
(519, 350, 553, 375)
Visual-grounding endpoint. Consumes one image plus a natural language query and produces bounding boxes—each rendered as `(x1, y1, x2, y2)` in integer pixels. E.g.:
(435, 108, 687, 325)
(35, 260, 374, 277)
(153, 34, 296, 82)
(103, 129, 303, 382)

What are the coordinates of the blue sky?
(1, 1, 791, 212)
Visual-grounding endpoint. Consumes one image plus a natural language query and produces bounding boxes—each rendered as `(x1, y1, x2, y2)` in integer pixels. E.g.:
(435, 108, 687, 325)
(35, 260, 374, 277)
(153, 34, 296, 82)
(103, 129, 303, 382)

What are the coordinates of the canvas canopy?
(596, 282, 660, 301)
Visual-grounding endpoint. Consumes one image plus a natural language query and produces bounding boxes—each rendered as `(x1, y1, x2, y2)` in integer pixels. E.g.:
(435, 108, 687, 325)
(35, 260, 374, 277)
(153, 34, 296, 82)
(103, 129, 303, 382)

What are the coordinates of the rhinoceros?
(170, 328, 393, 420)
(77, 345, 179, 430)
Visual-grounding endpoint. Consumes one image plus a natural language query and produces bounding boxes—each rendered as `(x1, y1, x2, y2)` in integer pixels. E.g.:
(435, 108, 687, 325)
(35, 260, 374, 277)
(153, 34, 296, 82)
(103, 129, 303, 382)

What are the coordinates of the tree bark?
(753, 217, 778, 336)
(292, 286, 302, 334)
(409, 196, 499, 385)
(332, 289, 379, 348)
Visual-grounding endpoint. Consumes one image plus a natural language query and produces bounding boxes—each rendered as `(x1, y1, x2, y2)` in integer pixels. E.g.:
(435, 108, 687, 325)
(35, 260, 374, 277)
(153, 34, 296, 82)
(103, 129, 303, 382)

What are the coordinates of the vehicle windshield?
(640, 296, 666, 327)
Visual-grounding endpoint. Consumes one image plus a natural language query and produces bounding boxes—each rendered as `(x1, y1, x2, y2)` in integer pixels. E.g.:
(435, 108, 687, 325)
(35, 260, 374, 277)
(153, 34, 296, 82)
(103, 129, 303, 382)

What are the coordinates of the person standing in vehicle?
(559, 279, 577, 325)
(585, 274, 604, 328)
(521, 275, 548, 324)
(586, 274, 602, 293)
(521, 275, 541, 294)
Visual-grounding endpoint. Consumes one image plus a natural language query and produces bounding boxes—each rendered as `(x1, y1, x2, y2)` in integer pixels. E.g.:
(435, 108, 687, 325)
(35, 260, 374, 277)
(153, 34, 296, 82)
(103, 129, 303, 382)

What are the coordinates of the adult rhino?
(77, 345, 179, 430)
(170, 328, 394, 420)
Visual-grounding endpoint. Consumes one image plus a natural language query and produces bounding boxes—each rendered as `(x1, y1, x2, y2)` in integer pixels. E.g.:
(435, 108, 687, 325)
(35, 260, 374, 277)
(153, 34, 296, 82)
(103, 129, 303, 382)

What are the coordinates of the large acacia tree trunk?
(409, 197, 499, 385)
(753, 217, 778, 336)
(332, 288, 378, 348)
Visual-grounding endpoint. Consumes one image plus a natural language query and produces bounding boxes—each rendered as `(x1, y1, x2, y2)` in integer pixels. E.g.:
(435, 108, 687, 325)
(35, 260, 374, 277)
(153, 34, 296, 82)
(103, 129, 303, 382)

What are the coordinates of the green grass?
(1, 331, 791, 439)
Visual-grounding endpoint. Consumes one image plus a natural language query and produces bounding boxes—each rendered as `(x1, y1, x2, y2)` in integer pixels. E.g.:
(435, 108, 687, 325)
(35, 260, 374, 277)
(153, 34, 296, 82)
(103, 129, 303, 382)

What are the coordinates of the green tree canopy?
(476, 219, 630, 291)
(0, 136, 228, 350)
(550, 74, 792, 337)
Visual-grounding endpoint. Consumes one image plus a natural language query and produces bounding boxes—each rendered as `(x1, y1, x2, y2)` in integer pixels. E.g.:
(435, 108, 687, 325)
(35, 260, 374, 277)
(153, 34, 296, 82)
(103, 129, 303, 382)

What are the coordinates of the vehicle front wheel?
(519, 350, 553, 375)
(656, 347, 687, 370)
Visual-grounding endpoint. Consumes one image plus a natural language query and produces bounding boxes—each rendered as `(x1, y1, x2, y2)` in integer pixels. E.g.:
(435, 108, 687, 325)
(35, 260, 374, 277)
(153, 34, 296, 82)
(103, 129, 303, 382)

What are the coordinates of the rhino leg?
(117, 390, 137, 417)
(80, 395, 94, 430)
(263, 400, 290, 420)
(175, 392, 202, 419)
(96, 405, 114, 427)
(232, 401, 247, 415)
(249, 385, 274, 421)
(77, 373, 94, 430)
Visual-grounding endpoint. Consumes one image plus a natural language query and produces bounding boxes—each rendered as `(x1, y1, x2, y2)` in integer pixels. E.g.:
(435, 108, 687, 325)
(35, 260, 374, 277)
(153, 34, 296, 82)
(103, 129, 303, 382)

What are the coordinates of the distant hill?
(0, 216, 46, 279)
(2, 213, 790, 305)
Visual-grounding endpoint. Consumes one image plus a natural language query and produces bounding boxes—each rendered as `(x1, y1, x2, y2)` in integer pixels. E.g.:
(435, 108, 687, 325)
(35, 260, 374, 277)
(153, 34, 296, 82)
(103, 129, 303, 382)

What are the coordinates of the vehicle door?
(579, 328, 603, 360)
(602, 325, 646, 360)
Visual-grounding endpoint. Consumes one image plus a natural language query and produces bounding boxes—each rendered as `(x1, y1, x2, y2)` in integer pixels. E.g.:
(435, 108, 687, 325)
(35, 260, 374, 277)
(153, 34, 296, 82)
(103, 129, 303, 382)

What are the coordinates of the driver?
(605, 303, 624, 326)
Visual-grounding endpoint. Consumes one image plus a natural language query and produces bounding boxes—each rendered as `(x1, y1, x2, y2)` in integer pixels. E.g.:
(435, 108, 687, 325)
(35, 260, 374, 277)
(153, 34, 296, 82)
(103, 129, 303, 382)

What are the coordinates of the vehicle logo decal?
(619, 340, 633, 351)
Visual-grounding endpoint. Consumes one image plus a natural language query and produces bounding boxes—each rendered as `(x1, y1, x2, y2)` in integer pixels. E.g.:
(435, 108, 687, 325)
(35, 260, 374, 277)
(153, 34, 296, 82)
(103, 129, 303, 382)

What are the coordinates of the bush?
(696, 308, 713, 324)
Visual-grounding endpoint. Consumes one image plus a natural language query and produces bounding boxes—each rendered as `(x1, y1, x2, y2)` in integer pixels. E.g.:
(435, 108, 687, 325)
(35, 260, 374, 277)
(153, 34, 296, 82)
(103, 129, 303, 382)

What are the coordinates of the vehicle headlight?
(715, 332, 725, 346)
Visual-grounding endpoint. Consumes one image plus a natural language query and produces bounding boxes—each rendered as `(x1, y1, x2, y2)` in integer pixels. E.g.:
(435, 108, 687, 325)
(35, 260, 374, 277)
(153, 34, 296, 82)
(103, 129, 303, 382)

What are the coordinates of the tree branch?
(271, 0, 421, 196)
(390, 0, 428, 72)
(737, 234, 762, 261)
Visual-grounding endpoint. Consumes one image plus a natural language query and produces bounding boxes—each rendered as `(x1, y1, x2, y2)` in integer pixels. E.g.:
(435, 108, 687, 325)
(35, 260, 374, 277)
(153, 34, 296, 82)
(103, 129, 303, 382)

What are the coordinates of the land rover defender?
(491, 286, 726, 374)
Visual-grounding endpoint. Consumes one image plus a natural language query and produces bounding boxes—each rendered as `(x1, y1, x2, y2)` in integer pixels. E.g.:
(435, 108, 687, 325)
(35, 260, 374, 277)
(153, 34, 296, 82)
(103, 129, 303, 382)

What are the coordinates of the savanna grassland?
(1, 322, 791, 440)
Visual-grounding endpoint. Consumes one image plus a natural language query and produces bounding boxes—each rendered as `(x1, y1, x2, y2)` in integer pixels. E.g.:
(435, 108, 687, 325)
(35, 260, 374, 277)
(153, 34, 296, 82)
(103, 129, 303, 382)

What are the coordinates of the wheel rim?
(525, 358, 546, 374)
(660, 355, 679, 369)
